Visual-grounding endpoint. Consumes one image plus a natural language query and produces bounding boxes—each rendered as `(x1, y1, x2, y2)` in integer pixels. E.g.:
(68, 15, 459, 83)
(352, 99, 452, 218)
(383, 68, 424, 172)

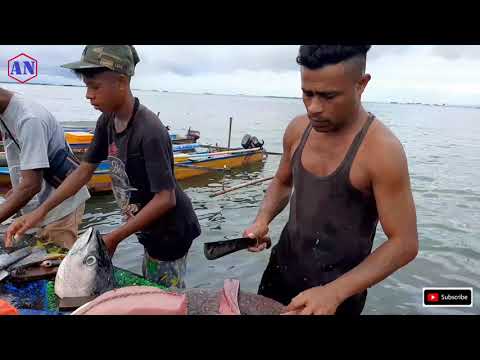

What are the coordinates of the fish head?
(55, 227, 115, 299)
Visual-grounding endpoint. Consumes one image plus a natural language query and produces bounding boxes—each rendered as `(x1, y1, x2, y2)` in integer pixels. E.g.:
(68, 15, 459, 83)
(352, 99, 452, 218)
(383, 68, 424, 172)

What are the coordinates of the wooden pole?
(227, 117, 233, 150)
(209, 176, 274, 198)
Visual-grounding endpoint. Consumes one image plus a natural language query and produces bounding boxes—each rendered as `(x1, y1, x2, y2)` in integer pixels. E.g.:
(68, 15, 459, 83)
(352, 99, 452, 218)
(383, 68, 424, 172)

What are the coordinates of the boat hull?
(0, 150, 266, 194)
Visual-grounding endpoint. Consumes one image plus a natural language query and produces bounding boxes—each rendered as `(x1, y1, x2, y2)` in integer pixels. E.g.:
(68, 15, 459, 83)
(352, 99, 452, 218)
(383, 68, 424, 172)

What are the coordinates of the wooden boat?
(85, 147, 266, 193)
(0, 126, 201, 153)
(170, 127, 200, 144)
(0, 124, 266, 194)
(173, 147, 266, 181)
(0, 129, 202, 167)
(61, 125, 200, 145)
(0, 147, 267, 194)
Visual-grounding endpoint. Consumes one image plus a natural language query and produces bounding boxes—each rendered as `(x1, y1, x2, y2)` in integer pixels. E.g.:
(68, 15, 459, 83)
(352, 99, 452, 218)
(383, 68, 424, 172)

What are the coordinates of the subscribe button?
(423, 288, 473, 307)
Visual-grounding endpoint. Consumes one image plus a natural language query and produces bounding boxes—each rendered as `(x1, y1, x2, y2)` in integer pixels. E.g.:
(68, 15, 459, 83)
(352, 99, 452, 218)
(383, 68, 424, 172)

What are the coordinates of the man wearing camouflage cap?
(7, 45, 201, 288)
(62, 45, 141, 77)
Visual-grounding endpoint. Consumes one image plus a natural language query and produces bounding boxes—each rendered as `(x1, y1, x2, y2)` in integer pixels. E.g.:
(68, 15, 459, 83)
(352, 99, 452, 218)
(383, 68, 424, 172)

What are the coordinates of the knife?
(204, 237, 271, 260)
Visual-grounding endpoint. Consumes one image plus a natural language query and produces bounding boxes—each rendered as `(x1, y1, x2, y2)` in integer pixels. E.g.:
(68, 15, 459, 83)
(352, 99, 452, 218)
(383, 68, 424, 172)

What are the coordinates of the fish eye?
(85, 255, 97, 266)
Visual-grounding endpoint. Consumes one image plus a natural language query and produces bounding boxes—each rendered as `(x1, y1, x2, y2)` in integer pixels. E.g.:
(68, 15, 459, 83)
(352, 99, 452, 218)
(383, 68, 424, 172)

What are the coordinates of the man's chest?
(107, 129, 142, 160)
(300, 137, 372, 194)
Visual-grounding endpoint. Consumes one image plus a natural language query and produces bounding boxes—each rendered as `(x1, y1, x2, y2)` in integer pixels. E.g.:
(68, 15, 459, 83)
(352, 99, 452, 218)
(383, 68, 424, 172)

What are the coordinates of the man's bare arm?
(0, 169, 42, 223)
(254, 117, 305, 226)
(6, 162, 96, 242)
(244, 116, 307, 251)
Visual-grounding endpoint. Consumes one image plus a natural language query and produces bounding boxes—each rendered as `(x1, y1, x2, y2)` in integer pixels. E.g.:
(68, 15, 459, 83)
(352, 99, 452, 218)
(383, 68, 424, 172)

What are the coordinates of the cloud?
(368, 45, 412, 60)
(430, 45, 480, 60)
(136, 45, 299, 75)
(1, 45, 480, 105)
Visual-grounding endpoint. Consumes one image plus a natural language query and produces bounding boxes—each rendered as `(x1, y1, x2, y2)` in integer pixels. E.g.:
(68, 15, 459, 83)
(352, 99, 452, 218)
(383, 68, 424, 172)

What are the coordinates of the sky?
(1, 45, 480, 106)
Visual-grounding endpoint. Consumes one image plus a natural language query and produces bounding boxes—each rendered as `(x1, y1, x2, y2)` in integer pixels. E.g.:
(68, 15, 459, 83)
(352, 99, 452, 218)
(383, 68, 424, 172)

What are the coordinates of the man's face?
(84, 71, 125, 113)
(301, 62, 370, 133)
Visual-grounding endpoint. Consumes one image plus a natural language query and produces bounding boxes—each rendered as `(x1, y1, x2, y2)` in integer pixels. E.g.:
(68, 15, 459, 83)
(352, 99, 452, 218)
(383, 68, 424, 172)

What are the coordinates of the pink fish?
(72, 279, 284, 315)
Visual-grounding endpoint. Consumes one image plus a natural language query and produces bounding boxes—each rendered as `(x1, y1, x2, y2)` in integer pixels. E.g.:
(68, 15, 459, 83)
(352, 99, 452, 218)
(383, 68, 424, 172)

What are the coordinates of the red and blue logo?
(8, 53, 38, 84)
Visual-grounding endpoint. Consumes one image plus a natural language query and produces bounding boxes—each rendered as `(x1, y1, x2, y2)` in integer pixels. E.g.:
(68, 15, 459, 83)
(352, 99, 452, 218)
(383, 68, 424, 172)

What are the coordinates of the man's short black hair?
(72, 67, 131, 83)
(296, 45, 371, 70)
(72, 67, 110, 80)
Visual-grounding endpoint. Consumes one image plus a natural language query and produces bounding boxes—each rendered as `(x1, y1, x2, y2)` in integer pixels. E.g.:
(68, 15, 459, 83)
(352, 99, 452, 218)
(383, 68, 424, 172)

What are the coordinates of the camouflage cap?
(61, 45, 140, 76)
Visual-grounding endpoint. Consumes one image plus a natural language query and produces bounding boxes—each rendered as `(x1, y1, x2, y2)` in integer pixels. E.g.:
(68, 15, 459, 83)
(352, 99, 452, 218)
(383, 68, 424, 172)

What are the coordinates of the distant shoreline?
(1, 81, 479, 109)
(0, 80, 303, 100)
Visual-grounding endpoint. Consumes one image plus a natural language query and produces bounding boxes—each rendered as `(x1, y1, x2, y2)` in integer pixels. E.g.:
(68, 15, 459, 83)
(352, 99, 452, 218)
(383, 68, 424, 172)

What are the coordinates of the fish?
(6, 248, 48, 271)
(71, 279, 286, 315)
(40, 259, 62, 268)
(0, 247, 32, 271)
(0, 270, 9, 282)
(54, 227, 115, 305)
(0, 248, 49, 282)
(185, 283, 286, 315)
(0, 247, 33, 282)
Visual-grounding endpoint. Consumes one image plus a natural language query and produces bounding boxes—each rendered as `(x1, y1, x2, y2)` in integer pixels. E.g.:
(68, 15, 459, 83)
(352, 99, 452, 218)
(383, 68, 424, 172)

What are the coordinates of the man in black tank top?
(244, 45, 418, 315)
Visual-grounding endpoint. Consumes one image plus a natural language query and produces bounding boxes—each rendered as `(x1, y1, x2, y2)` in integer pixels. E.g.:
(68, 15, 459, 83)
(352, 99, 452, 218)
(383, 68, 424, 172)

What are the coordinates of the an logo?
(423, 288, 473, 307)
(8, 53, 38, 84)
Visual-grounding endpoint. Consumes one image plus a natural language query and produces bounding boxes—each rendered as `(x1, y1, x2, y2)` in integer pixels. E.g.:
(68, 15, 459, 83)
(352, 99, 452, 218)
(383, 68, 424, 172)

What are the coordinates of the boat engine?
(241, 134, 264, 149)
(187, 128, 201, 141)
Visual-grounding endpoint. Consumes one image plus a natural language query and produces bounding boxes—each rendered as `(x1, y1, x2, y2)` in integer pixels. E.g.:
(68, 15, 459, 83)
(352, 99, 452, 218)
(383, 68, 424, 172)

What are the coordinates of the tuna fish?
(54, 227, 115, 303)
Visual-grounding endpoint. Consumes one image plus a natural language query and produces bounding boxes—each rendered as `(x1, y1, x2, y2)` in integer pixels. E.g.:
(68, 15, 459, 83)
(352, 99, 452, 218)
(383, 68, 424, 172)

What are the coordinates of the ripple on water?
(419, 222, 470, 234)
(411, 175, 435, 182)
(435, 188, 479, 196)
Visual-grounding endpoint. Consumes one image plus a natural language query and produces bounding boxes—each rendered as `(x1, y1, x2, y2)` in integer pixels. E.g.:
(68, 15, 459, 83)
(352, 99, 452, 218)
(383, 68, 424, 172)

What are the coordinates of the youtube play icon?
(426, 292, 439, 303)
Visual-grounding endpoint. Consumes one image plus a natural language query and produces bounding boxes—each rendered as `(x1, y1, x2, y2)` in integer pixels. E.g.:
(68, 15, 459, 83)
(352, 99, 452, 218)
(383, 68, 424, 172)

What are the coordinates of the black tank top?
(269, 114, 378, 304)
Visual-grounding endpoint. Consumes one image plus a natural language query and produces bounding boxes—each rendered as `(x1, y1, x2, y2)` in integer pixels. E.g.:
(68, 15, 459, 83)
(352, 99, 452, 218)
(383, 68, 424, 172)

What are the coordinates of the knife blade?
(204, 237, 271, 260)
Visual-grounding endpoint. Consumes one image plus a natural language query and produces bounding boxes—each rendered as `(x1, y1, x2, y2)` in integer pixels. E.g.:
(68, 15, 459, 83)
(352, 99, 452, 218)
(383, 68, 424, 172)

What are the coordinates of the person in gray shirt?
(0, 87, 90, 249)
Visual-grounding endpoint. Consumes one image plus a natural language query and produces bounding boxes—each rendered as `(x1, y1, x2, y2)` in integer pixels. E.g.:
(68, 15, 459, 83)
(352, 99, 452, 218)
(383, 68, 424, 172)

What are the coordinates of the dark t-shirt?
(84, 98, 201, 261)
